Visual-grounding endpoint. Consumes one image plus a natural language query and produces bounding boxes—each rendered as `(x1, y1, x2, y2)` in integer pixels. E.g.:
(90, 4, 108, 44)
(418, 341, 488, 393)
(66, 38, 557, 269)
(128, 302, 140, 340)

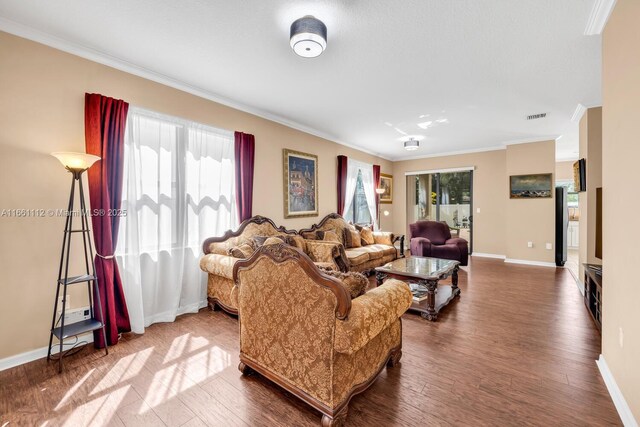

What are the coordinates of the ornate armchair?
(233, 243, 412, 426)
(409, 220, 469, 266)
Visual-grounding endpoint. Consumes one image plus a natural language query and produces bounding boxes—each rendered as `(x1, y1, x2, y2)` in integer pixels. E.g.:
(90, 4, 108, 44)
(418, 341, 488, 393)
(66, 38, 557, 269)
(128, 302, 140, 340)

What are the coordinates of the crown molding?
(585, 0, 617, 35)
(0, 17, 392, 161)
(502, 135, 562, 146)
(571, 103, 588, 123)
(556, 154, 579, 162)
(392, 145, 506, 162)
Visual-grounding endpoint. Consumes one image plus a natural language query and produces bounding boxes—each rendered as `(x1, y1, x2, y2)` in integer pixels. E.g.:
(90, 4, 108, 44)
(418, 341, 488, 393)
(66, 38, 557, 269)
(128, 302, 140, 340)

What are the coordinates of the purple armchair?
(409, 220, 468, 266)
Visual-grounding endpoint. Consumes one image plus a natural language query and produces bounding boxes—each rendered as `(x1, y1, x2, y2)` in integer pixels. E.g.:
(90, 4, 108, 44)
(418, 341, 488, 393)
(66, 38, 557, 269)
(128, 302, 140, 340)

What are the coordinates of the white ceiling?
(0, 0, 603, 161)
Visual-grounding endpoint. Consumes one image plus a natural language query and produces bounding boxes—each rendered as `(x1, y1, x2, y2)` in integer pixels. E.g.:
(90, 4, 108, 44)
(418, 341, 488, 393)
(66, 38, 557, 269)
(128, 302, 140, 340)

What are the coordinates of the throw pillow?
(318, 267, 368, 299)
(263, 236, 285, 246)
(252, 235, 286, 248)
(343, 229, 362, 248)
(359, 226, 375, 245)
(287, 234, 307, 252)
(322, 230, 341, 243)
(373, 232, 393, 246)
(301, 231, 317, 240)
(228, 243, 254, 259)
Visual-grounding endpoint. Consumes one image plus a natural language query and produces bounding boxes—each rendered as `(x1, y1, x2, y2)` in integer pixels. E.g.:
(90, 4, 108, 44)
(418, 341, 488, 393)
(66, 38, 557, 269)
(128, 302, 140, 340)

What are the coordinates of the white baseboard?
(0, 300, 209, 372)
(596, 354, 639, 427)
(471, 252, 506, 259)
(0, 332, 94, 372)
(504, 258, 557, 268)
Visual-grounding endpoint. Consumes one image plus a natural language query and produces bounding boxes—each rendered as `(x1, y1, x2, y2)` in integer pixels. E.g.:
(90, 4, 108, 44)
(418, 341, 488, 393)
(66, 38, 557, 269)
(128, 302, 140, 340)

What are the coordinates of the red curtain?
(85, 93, 131, 348)
(373, 165, 381, 226)
(337, 155, 348, 215)
(234, 132, 255, 222)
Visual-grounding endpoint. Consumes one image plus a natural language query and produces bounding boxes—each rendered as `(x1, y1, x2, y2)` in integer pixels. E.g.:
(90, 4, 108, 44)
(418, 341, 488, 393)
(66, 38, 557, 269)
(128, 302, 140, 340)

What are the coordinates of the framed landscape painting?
(283, 149, 319, 218)
(509, 173, 553, 199)
(380, 173, 393, 204)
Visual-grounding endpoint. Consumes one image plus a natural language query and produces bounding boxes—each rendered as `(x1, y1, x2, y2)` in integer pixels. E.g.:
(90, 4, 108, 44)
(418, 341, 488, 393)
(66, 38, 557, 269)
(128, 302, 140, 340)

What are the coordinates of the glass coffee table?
(375, 256, 460, 321)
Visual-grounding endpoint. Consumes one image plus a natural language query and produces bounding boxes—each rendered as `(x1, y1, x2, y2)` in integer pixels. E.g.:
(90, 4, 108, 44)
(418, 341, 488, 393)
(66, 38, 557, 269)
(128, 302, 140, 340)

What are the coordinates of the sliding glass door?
(406, 170, 473, 252)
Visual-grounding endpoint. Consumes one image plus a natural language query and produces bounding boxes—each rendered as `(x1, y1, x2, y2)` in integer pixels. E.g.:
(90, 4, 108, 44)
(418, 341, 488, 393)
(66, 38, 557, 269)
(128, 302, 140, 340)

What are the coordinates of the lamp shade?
(51, 152, 101, 171)
(375, 188, 386, 195)
(290, 16, 327, 58)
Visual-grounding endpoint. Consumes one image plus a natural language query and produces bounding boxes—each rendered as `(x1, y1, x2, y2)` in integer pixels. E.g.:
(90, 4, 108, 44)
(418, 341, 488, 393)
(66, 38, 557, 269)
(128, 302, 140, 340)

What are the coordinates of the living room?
(0, 1, 638, 426)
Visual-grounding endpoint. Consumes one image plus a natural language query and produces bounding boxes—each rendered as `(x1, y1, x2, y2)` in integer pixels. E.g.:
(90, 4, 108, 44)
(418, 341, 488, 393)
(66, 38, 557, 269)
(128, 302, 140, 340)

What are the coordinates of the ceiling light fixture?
(290, 16, 327, 58)
(404, 138, 420, 151)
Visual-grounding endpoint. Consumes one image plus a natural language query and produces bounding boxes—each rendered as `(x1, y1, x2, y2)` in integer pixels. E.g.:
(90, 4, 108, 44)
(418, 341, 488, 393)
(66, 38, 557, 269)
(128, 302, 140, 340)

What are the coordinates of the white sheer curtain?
(359, 165, 377, 228)
(116, 107, 237, 334)
(343, 158, 377, 226)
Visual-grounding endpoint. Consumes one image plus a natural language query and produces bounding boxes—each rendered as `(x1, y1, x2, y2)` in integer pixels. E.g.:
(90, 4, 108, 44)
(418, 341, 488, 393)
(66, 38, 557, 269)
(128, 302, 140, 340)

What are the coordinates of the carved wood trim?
(232, 243, 352, 319)
(298, 213, 347, 236)
(238, 323, 402, 422)
(207, 297, 238, 316)
(202, 215, 297, 254)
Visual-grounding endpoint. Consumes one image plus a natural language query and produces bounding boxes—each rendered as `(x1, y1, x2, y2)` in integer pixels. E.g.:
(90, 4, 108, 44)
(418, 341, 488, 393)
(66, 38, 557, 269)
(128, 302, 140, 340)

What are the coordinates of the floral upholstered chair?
(232, 243, 412, 426)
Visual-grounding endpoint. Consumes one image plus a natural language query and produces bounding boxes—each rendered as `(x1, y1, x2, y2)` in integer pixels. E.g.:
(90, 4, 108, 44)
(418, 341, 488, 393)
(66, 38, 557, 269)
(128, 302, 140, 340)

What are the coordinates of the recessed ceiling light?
(290, 16, 327, 58)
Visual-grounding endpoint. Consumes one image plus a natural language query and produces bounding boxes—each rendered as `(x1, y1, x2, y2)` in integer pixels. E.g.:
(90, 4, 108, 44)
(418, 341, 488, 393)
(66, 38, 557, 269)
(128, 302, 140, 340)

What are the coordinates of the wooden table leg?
(420, 279, 439, 321)
(375, 271, 387, 286)
(452, 265, 460, 296)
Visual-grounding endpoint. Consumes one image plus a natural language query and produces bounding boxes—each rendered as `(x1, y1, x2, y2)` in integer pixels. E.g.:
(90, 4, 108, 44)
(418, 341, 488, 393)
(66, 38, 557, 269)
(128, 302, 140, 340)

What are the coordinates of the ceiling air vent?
(526, 113, 547, 120)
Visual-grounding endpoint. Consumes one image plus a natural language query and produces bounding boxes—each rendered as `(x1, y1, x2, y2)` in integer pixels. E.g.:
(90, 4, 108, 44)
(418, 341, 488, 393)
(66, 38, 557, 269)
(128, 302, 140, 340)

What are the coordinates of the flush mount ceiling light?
(404, 138, 420, 151)
(290, 16, 327, 58)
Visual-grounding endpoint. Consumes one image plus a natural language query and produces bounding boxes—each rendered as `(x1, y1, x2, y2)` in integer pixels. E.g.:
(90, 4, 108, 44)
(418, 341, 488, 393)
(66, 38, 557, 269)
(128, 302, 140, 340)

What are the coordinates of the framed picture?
(509, 173, 553, 199)
(283, 149, 319, 218)
(379, 173, 393, 204)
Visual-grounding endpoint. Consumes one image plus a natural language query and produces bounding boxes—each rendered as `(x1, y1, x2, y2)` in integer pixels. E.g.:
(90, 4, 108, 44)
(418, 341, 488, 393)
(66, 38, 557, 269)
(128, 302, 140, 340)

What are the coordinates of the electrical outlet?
(546, 243, 552, 250)
(527, 242, 533, 248)
(619, 327, 624, 348)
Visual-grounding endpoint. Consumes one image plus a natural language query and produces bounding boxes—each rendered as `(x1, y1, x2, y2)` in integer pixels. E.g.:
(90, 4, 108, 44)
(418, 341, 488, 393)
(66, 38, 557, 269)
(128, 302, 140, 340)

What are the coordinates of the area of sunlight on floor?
(39, 332, 233, 426)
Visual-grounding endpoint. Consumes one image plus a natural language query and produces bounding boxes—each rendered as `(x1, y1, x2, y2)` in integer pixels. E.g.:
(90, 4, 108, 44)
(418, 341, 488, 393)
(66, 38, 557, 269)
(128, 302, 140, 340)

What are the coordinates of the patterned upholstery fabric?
(299, 214, 397, 273)
(200, 253, 240, 280)
(333, 320, 401, 407)
(350, 253, 397, 273)
(318, 268, 369, 299)
(372, 231, 394, 246)
(234, 245, 409, 413)
(207, 221, 288, 255)
(359, 226, 375, 245)
(207, 274, 238, 312)
(334, 281, 412, 354)
(228, 243, 254, 259)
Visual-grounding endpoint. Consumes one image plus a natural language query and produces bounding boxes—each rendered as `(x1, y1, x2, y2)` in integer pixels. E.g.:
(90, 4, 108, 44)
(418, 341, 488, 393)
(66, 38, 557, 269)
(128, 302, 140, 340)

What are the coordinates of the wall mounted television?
(573, 158, 586, 192)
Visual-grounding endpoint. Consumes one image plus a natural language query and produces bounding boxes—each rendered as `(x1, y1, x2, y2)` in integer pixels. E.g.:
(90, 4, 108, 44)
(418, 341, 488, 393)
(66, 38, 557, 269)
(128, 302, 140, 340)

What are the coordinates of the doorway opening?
(406, 169, 473, 253)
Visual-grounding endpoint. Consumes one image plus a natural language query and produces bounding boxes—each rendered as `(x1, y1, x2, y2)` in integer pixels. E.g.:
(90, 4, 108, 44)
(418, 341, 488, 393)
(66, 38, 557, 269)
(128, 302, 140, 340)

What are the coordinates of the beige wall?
(555, 161, 575, 181)
(393, 141, 556, 263)
(505, 141, 556, 263)
(392, 149, 508, 256)
(578, 107, 603, 280)
(602, 0, 640, 420)
(0, 31, 392, 360)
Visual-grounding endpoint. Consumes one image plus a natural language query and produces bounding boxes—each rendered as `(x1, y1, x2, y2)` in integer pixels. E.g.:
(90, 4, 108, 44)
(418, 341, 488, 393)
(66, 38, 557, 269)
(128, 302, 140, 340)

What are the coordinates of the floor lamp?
(48, 152, 108, 373)
(375, 187, 385, 230)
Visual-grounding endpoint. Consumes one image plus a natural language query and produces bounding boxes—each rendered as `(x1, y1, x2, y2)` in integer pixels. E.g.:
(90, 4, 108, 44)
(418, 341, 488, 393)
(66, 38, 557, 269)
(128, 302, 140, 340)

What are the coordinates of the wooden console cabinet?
(583, 264, 602, 333)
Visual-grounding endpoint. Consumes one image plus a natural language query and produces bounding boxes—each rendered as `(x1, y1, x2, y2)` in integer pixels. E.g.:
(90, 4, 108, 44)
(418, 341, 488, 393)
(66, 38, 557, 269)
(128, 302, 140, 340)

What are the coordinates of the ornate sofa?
(233, 243, 412, 426)
(299, 213, 398, 273)
(409, 220, 469, 266)
(200, 216, 345, 314)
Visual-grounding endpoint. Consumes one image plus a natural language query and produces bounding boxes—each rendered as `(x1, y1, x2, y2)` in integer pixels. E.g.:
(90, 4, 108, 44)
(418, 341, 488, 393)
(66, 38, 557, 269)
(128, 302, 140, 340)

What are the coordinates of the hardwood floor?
(0, 257, 621, 426)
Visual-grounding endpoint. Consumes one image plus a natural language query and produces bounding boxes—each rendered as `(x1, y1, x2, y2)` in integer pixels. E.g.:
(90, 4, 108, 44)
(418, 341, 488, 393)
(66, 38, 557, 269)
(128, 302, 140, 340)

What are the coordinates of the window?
(116, 107, 237, 333)
(344, 170, 373, 225)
